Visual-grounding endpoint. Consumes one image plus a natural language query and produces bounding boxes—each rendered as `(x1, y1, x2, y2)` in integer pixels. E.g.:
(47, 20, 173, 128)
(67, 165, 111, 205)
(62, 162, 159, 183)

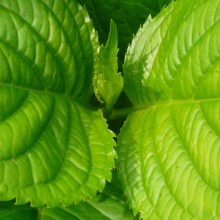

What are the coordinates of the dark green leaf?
(75, 0, 171, 63)
(0, 201, 37, 220)
(40, 181, 137, 220)
(0, 0, 116, 207)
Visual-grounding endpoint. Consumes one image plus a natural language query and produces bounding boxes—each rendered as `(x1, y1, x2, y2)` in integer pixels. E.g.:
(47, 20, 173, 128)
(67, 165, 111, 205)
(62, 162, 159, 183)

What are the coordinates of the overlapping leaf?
(0, 0, 116, 207)
(40, 181, 137, 220)
(75, 0, 171, 63)
(0, 179, 137, 220)
(118, 0, 220, 219)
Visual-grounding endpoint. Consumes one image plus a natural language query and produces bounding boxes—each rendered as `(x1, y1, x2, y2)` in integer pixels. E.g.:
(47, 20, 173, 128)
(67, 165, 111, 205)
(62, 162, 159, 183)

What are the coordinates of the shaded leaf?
(75, 0, 171, 63)
(0, 201, 37, 220)
(40, 181, 137, 220)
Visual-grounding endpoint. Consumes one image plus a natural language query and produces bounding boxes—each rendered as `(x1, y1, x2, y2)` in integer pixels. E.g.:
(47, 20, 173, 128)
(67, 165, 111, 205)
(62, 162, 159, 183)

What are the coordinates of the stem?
(109, 106, 136, 120)
(37, 208, 43, 220)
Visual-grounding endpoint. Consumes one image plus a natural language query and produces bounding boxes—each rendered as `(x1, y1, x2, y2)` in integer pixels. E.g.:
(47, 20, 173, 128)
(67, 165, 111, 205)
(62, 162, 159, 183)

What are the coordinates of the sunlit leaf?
(118, 0, 220, 218)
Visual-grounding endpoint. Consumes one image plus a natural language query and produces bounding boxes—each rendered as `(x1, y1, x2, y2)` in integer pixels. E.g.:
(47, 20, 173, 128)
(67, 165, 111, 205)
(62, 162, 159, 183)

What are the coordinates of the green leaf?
(0, 201, 37, 220)
(76, 0, 171, 63)
(93, 20, 123, 113)
(40, 181, 137, 220)
(118, 0, 220, 219)
(0, 0, 116, 207)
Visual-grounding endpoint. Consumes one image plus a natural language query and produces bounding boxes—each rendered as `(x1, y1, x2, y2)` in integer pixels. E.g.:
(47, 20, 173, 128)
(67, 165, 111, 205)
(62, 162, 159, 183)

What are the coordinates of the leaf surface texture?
(0, 0, 116, 207)
(118, 0, 220, 219)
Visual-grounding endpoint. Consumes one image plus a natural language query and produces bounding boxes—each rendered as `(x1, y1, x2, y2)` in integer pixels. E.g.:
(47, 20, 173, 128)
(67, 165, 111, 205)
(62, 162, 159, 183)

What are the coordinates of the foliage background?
(0, 0, 219, 220)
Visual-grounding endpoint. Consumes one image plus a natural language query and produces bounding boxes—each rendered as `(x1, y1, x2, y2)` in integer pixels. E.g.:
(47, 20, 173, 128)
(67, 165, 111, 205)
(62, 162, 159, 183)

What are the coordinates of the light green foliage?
(1, 0, 220, 219)
(94, 20, 123, 113)
(118, 0, 220, 219)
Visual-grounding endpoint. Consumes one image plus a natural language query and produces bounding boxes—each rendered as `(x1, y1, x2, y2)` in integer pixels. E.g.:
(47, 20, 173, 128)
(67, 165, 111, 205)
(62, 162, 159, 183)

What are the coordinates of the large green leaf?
(118, 0, 220, 219)
(0, 0, 116, 207)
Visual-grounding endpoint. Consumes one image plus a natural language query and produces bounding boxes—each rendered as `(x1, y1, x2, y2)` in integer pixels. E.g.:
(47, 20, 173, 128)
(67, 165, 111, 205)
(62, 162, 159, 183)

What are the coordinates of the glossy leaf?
(94, 20, 123, 113)
(118, 0, 220, 219)
(0, 0, 116, 207)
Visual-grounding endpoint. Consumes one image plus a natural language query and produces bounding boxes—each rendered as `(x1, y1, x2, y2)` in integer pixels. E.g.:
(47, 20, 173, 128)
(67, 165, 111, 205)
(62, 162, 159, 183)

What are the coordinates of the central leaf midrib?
(133, 97, 220, 113)
(2, 82, 220, 114)
(0, 207, 36, 218)
(0, 81, 81, 102)
(151, 108, 196, 218)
